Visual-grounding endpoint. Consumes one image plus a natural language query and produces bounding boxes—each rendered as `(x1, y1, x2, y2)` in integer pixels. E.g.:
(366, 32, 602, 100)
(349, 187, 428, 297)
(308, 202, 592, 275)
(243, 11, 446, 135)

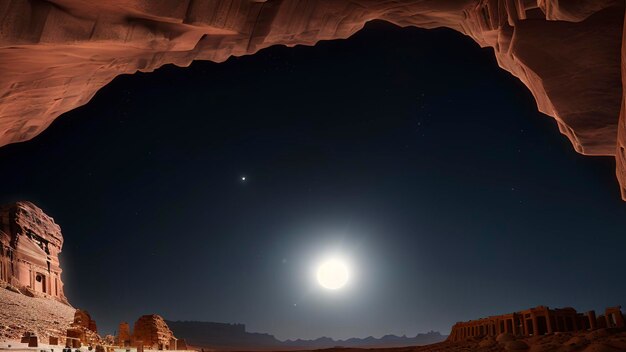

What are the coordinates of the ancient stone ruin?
(129, 314, 179, 350)
(0, 201, 190, 351)
(448, 305, 626, 342)
(0, 201, 68, 304)
(66, 309, 101, 348)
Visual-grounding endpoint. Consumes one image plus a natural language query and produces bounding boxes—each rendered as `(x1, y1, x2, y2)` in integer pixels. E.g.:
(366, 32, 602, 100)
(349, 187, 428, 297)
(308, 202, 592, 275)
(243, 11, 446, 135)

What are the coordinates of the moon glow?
(316, 258, 349, 290)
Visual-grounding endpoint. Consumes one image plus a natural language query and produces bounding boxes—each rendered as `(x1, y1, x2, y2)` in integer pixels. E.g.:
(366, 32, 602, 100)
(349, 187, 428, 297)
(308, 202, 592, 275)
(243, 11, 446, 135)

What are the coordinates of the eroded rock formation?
(132, 314, 177, 350)
(117, 322, 131, 347)
(72, 309, 98, 333)
(67, 309, 102, 347)
(0, 0, 624, 198)
(0, 201, 68, 304)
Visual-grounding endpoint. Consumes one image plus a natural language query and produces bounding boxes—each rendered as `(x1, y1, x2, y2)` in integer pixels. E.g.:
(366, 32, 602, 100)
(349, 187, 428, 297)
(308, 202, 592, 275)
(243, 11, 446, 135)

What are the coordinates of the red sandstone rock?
(132, 314, 176, 350)
(103, 335, 116, 346)
(67, 309, 102, 347)
(72, 309, 98, 334)
(117, 322, 131, 346)
(0, 1, 624, 198)
(0, 286, 74, 342)
(0, 201, 68, 304)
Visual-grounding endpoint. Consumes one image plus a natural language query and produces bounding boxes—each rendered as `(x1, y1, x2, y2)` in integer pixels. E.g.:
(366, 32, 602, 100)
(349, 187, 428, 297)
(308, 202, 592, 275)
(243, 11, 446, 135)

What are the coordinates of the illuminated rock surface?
(132, 314, 176, 350)
(0, 201, 67, 304)
(0, 0, 624, 199)
(0, 287, 74, 341)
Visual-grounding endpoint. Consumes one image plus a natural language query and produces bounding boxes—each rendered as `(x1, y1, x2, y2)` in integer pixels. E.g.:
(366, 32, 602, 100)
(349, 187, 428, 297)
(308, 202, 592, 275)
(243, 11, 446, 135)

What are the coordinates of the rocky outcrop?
(0, 0, 624, 198)
(72, 309, 98, 333)
(116, 322, 131, 347)
(0, 201, 68, 304)
(132, 314, 176, 350)
(67, 309, 101, 347)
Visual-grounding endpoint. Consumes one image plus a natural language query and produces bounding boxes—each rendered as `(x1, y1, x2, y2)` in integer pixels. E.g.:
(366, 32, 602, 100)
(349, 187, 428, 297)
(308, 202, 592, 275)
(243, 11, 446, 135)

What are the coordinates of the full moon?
(316, 258, 349, 290)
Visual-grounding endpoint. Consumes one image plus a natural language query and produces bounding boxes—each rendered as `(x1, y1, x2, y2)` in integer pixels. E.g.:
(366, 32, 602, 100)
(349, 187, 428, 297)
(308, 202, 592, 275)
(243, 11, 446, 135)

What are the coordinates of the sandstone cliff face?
(0, 0, 624, 197)
(0, 201, 68, 304)
(132, 314, 176, 350)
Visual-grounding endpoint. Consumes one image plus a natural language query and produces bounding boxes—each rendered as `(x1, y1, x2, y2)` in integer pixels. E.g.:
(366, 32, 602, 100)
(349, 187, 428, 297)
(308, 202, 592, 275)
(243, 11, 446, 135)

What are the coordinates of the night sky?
(1, 21, 625, 340)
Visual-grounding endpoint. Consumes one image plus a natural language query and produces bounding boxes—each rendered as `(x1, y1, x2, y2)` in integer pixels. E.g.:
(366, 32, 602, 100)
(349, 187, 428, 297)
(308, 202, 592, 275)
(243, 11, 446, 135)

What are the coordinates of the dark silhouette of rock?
(0, 1, 625, 198)
(166, 320, 445, 350)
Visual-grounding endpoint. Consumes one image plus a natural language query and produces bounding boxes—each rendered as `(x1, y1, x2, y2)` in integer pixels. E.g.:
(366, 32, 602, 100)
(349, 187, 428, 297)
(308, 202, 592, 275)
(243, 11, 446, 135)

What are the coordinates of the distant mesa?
(166, 320, 445, 350)
(0, 1, 625, 199)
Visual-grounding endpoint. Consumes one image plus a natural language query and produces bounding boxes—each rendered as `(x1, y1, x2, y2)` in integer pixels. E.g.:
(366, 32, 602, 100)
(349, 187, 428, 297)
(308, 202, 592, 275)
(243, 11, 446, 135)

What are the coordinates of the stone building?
(448, 305, 625, 342)
(0, 201, 67, 303)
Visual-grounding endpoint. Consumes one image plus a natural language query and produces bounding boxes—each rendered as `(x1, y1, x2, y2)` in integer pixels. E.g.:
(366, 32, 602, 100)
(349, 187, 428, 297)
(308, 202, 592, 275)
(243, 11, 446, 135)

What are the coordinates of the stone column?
(532, 315, 539, 336)
(546, 314, 553, 334)
(587, 311, 597, 330)
(169, 338, 177, 350)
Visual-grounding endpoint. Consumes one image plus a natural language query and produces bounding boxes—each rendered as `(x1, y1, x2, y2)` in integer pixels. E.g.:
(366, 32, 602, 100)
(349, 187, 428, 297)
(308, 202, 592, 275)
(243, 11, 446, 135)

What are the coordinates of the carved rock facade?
(448, 305, 625, 342)
(0, 201, 67, 304)
(0, 0, 625, 198)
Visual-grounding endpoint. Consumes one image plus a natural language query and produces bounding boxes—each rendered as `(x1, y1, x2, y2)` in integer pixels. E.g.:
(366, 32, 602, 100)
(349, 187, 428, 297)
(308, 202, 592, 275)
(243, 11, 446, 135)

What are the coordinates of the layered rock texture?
(67, 309, 101, 347)
(0, 0, 625, 197)
(0, 201, 68, 304)
(132, 314, 177, 350)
